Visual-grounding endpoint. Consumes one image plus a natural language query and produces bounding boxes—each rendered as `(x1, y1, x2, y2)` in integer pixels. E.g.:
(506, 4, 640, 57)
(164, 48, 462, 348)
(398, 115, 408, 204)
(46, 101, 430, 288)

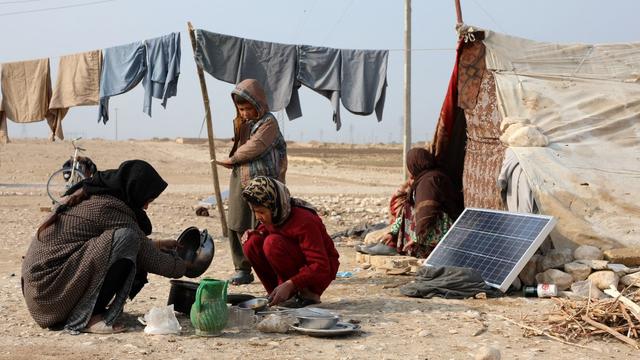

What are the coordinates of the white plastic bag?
(142, 304, 182, 335)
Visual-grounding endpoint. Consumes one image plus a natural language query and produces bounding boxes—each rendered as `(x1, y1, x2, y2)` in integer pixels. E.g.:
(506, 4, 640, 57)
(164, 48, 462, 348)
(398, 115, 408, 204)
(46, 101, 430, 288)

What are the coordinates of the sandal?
(360, 242, 397, 256)
(80, 320, 127, 334)
(229, 270, 254, 285)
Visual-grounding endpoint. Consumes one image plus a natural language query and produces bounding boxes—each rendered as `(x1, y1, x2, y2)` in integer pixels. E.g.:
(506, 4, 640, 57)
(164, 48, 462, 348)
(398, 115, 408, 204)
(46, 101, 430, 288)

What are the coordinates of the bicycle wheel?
(46, 167, 86, 204)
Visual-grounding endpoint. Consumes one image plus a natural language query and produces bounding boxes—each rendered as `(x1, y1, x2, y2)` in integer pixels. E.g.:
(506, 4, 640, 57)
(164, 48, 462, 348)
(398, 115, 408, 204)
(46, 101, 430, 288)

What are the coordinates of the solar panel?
(424, 208, 557, 292)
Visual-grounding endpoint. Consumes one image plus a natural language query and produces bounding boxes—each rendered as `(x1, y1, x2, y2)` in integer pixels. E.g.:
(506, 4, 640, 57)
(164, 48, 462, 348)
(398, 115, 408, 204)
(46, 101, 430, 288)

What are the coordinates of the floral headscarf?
(242, 176, 315, 226)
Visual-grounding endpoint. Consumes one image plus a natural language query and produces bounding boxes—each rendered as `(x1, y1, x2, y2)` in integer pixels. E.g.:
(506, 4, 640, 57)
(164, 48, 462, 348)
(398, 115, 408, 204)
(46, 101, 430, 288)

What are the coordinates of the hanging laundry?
(143, 32, 181, 116)
(98, 41, 146, 124)
(195, 30, 302, 119)
(49, 50, 102, 140)
(298, 46, 388, 130)
(194, 30, 388, 130)
(1, 58, 57, 137)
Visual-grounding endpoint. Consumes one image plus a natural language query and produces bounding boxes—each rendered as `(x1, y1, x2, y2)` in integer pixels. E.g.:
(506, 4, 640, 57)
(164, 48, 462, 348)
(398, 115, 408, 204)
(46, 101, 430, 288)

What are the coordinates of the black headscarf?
(65, 160, 167, 235)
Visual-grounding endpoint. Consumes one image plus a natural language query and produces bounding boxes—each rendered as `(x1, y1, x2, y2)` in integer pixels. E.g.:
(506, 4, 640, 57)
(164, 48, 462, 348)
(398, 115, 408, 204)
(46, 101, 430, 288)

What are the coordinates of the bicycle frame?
(69, 137, 86, 179)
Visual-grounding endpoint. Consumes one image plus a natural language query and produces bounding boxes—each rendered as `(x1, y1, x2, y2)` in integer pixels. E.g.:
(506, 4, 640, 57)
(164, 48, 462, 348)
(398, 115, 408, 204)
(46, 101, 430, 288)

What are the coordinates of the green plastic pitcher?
(190, 278, 229, 336)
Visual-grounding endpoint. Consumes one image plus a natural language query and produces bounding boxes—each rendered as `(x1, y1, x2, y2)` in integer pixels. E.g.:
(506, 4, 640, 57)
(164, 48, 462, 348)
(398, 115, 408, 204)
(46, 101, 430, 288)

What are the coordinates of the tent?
(432, 27, 640, 250)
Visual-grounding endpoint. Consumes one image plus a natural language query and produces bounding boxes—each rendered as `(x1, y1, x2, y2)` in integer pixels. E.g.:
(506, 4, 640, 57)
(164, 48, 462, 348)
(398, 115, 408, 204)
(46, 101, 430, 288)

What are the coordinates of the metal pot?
(167, 279, 256, 314)
(177, 227, 214, 278)
(168, 279, 199, 314)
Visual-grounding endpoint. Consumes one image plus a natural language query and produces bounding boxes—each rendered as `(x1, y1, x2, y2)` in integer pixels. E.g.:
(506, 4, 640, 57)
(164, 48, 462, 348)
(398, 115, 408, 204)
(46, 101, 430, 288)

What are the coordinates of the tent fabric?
(431, 41, 466, 199)
(49, 50, 102, 140)
(483, 30, 640, 249)
(461, 69, 506, 210)
(431, 39, 504, 211)
(498, 148, 536, 213)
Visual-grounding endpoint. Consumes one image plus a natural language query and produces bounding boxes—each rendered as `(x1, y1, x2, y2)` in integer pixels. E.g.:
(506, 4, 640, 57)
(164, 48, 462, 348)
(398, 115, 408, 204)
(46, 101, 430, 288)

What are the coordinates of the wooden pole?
(403, 0, 412, 181)
(187, 22, 228, 236)
(454, 0, 463, 25)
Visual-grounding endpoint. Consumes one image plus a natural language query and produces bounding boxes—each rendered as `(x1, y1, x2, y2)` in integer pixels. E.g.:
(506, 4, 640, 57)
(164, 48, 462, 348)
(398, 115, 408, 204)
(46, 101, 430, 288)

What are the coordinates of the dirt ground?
(0, 139, 634, 359)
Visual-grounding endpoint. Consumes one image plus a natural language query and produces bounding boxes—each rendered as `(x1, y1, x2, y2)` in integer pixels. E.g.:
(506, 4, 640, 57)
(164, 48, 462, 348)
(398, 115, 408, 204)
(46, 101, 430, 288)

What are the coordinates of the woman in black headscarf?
(22, 160, 188, 334)
(362, 148, 462, 257)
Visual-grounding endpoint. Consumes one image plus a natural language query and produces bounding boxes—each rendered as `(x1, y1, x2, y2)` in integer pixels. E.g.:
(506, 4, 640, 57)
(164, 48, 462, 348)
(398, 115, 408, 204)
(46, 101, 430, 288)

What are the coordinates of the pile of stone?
(518, 245, 640, 298)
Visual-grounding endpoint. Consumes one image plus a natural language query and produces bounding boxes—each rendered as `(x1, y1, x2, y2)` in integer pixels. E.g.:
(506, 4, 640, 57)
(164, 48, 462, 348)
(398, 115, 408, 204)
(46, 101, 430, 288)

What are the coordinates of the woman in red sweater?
(241, 176, 340, 307)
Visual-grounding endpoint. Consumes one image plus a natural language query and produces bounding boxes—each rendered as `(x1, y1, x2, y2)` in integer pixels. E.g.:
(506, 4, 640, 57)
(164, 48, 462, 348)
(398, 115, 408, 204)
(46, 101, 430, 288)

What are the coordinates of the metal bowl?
(177, 227, 214, 278)
(237, 297, 269, 311)
(297, 315, 340, 330)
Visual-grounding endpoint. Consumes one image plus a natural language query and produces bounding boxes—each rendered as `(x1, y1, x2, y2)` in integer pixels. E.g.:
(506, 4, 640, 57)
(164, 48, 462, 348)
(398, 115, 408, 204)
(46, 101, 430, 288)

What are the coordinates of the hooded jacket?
(229, 79, 287, 187)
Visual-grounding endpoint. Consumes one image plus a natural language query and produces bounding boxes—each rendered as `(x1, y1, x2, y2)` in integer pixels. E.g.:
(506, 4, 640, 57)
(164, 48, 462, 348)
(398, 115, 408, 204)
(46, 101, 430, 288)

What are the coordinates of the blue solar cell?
(425, 208, 556, 292)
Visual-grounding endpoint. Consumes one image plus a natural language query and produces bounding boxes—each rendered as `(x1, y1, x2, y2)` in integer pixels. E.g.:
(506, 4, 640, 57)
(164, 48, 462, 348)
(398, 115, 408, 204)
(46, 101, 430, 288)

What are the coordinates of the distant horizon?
(2, 135, 432, 147)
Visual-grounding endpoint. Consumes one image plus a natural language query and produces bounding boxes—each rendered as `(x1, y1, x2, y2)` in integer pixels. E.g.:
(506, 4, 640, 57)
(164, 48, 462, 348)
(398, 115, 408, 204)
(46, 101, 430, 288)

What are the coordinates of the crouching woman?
(241, 176, 339, 307)
(22, 160, 188, 334)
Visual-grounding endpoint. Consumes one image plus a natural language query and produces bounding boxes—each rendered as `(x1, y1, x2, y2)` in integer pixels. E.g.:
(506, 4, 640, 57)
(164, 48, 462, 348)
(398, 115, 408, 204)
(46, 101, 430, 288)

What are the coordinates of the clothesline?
(0, 0, 115, 17)
(0, 29, 451, 65)
(388, 48, 455, 52)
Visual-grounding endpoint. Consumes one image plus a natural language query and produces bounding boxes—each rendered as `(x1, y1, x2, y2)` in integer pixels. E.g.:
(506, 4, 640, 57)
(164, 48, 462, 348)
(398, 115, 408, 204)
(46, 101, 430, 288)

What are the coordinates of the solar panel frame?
(424, 208, 557, 292)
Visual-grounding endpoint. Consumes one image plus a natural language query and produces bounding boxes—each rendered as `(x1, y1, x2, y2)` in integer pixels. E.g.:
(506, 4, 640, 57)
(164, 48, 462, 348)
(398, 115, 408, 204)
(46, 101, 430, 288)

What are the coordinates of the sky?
(1, 0, 639, 144)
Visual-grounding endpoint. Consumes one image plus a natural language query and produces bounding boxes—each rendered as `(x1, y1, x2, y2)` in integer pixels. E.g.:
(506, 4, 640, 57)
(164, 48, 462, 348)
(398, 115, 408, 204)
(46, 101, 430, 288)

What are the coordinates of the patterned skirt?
(398, 212, 453, 259)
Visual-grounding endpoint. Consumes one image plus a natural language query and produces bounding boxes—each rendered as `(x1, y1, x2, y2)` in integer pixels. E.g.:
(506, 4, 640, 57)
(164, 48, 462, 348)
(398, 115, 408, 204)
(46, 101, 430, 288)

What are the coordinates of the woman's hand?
(381, 233, 395, 246)
(153, 239, 180, 252)
(240, 230, 263, 245)
(215, 158, 234, 169)
(268, 280, 296, 306)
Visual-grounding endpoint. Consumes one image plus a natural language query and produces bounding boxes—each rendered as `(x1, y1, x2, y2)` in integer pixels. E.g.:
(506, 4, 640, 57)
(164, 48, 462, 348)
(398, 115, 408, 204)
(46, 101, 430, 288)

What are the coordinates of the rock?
(576, 259, 609, 270)
(587, 271, 619, 290)
(563, 262, 591, 282)
(621, 272, 640, 287)
(535, 269, 573, 290)
(519, 254, 540, 286)
(475, 346, 501, 360)
(603, 248, 640, 267)
(570, 280, 606, 300)
(607, 263, 631, 276)
(574, 245, 603, 260)
(540, 249, 574, 271)
(363, 225, 392, 245)
(475, 292, 487, 299)
(417, 330, 430, 337)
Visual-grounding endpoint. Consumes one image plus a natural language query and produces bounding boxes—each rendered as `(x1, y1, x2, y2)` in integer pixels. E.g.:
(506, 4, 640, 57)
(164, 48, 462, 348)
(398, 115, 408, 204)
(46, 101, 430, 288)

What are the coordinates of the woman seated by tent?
(22, 160, 192, 334)
(241, 176, 340, 308)
(360, 148, 462, 258)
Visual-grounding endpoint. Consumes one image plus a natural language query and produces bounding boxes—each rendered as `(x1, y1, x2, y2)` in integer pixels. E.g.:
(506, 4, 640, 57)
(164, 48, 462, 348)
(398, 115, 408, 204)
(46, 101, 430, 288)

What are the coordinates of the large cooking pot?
(177, 227, 214, 278)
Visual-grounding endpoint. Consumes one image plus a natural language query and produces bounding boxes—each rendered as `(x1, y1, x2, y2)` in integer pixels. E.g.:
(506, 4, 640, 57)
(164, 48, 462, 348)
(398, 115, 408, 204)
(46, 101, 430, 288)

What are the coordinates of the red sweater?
(257, 207, 340, 291)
